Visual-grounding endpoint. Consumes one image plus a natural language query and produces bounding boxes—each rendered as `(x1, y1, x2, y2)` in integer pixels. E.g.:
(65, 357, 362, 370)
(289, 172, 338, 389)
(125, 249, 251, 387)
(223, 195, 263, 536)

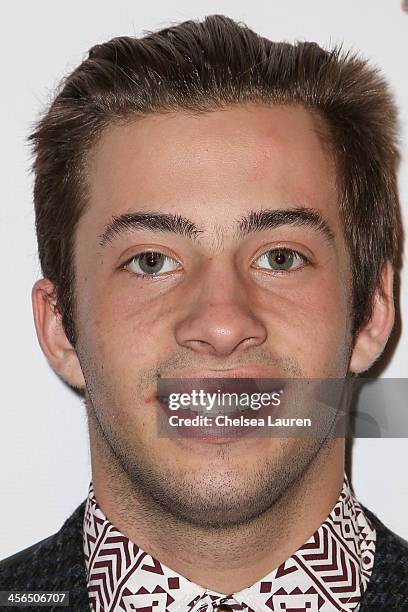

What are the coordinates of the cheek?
(76, 286, 167, 435)
(249, 271, 352, 375)
(77, 278, 175, 379)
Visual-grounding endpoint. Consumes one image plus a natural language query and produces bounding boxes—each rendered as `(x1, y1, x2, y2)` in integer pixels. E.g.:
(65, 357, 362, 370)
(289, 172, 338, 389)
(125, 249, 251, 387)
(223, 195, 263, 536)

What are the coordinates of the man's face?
(73, 104, 352, 526)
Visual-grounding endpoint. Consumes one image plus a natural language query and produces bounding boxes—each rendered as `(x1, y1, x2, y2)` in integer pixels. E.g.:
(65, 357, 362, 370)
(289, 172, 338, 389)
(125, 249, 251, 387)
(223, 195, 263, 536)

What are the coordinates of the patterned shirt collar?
(83, 475, 375, 611)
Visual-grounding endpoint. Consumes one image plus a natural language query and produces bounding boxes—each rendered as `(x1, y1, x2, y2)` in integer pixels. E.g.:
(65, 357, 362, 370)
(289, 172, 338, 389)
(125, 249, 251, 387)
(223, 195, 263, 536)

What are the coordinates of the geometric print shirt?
(83, 475, 376, 612)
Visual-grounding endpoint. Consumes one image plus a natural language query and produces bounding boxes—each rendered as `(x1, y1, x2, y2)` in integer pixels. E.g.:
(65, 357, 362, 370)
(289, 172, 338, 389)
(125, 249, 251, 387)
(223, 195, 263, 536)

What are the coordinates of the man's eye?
(253, 248, 308, 272)
(123, 252, 180, 276)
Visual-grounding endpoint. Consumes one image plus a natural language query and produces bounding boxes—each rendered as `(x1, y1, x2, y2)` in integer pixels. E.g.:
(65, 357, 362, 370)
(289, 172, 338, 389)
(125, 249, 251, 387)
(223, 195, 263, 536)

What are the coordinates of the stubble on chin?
(80, 341, 349, 530)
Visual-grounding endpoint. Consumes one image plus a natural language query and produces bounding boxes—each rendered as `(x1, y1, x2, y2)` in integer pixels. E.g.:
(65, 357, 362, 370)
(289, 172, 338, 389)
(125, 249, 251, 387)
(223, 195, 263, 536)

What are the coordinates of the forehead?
(85, 104, 338, 233)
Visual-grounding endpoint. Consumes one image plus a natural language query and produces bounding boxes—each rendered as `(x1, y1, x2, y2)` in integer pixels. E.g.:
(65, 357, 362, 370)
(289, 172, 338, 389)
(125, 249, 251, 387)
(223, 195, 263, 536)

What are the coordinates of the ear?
(349, 262, 395, 374)
(32, 279, 85, 391)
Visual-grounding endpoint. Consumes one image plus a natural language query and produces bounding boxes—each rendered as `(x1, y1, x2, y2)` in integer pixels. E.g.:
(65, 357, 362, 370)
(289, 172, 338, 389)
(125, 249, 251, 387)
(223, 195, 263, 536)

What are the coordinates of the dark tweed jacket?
(0, 501, 407, 611)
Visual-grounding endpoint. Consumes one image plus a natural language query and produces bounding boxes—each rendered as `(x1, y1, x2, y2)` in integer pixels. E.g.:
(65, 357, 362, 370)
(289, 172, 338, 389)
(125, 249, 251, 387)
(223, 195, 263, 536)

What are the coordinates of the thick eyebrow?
(98, 212, 203, 247)
(237, 207, 335, 243)
(98, 207, 335, 249)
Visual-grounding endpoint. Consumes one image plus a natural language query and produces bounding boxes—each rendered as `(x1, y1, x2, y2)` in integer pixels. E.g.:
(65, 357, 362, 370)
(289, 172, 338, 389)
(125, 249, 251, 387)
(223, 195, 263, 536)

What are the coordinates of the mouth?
(155, 377, 286, 443)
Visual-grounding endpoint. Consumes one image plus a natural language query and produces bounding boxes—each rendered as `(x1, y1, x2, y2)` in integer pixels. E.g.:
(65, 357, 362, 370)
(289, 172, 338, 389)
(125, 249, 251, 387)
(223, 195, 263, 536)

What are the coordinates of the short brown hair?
(30, 14, 401, 348)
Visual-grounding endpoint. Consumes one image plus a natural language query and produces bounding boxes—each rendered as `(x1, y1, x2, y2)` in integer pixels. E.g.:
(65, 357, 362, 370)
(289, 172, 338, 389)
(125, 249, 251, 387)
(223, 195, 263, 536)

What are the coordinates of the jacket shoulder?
(0, 534, 55, 570)
(0, 500, 90, 611)
(360, 505, 408, 610)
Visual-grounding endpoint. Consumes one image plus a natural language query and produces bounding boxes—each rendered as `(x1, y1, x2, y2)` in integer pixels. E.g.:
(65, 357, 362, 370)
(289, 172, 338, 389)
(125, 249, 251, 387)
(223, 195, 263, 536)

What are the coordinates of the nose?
(174, 269, 267, 358)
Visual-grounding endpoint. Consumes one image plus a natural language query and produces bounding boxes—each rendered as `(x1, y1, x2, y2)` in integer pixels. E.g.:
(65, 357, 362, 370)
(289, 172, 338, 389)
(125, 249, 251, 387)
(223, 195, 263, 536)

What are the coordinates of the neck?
(90, 429, 344, 594)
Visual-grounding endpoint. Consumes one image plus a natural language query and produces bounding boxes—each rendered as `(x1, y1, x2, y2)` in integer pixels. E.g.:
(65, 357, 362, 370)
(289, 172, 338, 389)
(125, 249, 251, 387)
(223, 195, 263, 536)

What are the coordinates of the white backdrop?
(1, 0, 407, 560)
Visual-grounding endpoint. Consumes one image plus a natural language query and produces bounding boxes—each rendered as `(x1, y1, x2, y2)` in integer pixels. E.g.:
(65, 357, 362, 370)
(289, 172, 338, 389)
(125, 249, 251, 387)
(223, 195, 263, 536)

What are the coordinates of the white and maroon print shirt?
(83, 476, 375, 611)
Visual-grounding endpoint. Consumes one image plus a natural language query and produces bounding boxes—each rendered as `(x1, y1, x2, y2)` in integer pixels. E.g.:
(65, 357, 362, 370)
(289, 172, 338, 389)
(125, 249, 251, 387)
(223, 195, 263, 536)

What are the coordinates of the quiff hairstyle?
(30, 14, 401, 348)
